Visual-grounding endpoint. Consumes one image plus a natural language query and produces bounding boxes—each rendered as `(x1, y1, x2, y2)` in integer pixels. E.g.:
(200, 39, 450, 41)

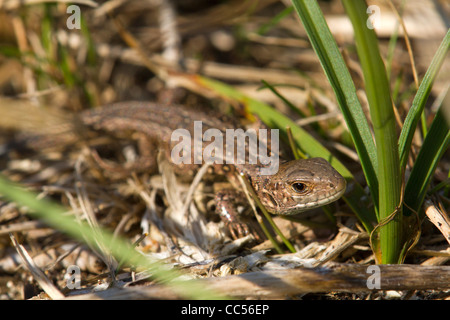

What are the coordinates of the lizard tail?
(0, 98, 82, 150)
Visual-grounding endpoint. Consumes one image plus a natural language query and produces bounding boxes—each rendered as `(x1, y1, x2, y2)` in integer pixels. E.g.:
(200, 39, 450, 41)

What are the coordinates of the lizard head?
(258, 157, 346, 215)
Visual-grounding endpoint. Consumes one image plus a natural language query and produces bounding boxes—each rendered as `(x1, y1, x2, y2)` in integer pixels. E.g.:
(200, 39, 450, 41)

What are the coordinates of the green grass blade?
(0, 175, 227, 299)
(239, 173, 296, 253)
(290, 0, 379, 214)
(398, 30, 450, 169)
(259, 80, 306, 117)
(403, 104, 450, 218)
(257, 6, 294, 35)
(343, 0, 403, 264)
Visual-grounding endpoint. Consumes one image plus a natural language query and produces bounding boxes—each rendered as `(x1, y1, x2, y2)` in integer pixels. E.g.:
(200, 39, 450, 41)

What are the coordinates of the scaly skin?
(27, 101, 347, 237)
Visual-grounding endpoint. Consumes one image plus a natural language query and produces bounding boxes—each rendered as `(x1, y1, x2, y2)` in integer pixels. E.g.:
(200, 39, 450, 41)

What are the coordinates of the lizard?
(11, 101, 347, 238)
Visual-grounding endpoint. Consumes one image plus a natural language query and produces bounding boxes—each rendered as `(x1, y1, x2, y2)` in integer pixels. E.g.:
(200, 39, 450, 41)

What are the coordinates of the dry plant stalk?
(9, 234, 65, 300)
(424, 199, 450, 245)
(65, 263, 450, 299)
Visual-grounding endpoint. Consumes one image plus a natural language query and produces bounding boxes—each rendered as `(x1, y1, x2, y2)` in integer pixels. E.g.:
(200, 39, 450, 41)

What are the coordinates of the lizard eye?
(291, 182, 308, 193)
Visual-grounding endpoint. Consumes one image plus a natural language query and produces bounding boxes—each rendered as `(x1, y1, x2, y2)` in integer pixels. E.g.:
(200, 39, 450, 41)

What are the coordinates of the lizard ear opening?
(261, 191, 278, 211)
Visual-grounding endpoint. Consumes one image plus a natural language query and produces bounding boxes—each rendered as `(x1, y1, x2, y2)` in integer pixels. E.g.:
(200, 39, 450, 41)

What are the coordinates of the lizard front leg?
(214, 188, 252, 239)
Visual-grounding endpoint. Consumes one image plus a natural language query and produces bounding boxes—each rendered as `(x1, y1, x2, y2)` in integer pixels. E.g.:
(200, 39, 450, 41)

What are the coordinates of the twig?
(9, 234, 65, 299)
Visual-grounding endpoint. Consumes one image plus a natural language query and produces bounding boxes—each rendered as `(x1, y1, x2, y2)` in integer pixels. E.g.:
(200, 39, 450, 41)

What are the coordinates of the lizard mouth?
(274, 178, 346, 215)
(293, 178, 346, 210)
(305, 185, 345, 207)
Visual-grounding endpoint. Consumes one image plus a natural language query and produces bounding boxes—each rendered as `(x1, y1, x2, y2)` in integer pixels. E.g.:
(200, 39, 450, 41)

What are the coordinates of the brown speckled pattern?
(80, 102, 346, 235)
